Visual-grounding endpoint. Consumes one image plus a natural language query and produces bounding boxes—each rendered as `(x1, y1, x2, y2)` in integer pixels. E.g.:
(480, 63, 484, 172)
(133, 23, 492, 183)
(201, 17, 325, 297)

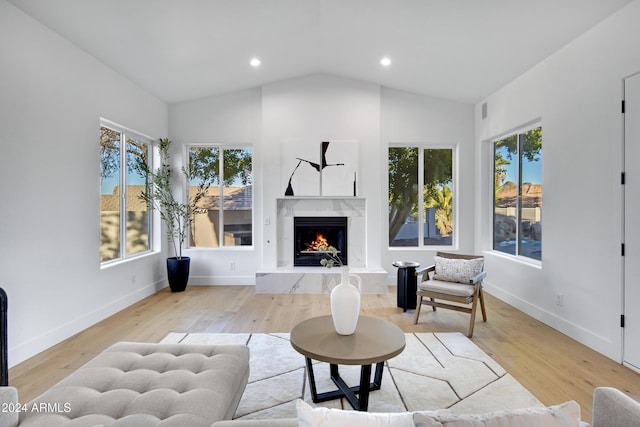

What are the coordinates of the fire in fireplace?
(294, 217, 348, 266)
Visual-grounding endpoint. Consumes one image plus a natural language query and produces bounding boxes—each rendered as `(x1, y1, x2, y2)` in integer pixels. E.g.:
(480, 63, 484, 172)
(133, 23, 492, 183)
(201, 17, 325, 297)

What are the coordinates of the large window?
(389, 146, 454, 247)
(493, 125, 542, 261)
(99, 122, 151, 263)
(188, 145, 253, 247)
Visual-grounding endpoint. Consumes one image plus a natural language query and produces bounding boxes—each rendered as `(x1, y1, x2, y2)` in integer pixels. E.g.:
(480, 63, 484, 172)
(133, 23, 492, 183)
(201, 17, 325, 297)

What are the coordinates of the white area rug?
(160, 332, 542, 420)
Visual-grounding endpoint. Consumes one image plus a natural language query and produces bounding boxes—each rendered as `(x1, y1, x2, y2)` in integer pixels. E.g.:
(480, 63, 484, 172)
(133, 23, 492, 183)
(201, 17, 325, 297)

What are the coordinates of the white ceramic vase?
(330, 266, 362, 335)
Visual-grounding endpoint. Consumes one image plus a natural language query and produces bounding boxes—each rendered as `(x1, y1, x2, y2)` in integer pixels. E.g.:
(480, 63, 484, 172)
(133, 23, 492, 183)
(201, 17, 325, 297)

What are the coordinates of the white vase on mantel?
(330, 266, 362, 335)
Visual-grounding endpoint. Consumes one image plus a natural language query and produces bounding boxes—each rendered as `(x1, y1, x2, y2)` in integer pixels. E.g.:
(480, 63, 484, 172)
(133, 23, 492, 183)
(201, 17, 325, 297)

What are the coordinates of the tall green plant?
(431, 184, 453, 236)
(136, 138, 212, 259)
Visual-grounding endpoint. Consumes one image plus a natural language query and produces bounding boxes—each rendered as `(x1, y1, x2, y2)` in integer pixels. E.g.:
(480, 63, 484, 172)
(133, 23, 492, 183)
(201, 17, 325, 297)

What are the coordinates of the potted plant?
(136, 138, 212, 292)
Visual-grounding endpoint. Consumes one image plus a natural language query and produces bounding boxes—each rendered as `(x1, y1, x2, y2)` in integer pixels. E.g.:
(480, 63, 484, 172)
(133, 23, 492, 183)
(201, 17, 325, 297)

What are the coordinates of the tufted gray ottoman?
(18, 342, 250, 427)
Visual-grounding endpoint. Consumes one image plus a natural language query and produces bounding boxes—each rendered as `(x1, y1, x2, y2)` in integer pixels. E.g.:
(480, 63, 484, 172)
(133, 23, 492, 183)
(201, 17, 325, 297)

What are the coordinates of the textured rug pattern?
(160, 332, 541, 420)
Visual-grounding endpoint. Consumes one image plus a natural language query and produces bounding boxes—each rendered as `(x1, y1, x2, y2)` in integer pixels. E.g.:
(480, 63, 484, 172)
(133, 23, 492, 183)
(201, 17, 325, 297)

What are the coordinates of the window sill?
(483, 250, 542, 268)
(100, 250, 159, 269)
(389, 246, 457, 251)
(186, 246, 254, 251)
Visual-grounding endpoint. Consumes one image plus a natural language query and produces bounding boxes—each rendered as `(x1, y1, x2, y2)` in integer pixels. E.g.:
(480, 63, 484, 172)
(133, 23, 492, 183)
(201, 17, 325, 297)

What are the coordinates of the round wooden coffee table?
(290, 315, 405, 411)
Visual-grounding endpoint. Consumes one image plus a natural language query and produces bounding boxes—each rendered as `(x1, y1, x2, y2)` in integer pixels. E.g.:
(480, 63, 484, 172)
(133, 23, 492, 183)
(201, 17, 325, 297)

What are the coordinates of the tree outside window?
(493, 126, 542, 260)
(99, 123, 151, 263)
(389, 146, 454, 247)
(188, 146, 253, 247)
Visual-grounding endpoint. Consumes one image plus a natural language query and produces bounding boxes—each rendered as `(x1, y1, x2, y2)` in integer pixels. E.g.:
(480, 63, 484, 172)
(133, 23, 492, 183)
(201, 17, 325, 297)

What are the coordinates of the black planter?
(166, 257, 190, 292)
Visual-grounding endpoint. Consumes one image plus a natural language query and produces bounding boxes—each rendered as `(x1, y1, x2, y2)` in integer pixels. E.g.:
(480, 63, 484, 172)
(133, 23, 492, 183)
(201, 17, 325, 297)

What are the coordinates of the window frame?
(491, 122, 542, 263)
(388, 143, 458, 250)
(99, 119, 154, 266)
(186, 143, 254, 249)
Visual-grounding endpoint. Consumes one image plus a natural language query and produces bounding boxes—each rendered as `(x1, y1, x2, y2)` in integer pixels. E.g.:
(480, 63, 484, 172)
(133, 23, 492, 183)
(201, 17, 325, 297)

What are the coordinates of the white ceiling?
(8, 0, 633, 104)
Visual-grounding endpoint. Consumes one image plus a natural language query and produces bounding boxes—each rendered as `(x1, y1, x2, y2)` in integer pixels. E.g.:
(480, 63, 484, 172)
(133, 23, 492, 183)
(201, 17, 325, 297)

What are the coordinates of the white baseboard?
(187, 275, 256, 286)
(483, 280, 621, 362)
(8, 281, 163, 368)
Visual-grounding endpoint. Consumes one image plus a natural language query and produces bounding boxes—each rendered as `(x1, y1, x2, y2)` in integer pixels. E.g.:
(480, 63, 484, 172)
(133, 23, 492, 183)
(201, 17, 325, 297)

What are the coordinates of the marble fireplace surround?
(277, 197, 366, 267)
(255, 197, 387, 294)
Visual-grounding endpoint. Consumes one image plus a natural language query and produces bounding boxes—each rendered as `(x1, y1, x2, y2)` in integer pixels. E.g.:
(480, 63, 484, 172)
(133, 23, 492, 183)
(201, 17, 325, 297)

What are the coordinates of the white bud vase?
(330, 266, 362, 335)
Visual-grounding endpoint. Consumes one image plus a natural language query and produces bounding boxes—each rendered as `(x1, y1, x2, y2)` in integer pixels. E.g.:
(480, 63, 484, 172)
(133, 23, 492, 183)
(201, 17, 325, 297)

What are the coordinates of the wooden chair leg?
(479, 289, 487, 322)
(468, 291, 480, 338)
(430, 297, 436, 311)
(468, 310, 477, 338)
(414, 295, 423, 324)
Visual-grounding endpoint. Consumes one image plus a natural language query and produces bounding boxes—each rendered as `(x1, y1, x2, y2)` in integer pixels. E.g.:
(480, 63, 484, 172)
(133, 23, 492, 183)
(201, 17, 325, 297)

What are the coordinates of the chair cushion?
(434, 256, 483, 284)
(418, 279, 476, 297)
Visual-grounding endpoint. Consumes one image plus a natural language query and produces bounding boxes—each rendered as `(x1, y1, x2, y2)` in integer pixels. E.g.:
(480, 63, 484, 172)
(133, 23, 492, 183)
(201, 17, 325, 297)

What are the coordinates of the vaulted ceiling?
(8, 0, 633, 104)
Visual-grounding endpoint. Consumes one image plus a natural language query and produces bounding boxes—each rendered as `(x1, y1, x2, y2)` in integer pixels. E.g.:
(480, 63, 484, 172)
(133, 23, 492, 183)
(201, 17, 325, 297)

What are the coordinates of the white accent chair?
(413, 252, 487, 337)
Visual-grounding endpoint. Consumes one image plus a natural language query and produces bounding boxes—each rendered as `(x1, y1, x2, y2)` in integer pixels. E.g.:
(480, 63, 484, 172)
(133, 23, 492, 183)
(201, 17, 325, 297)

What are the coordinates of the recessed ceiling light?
(250, 58, 261, 67)
(380, 57, 391, 67)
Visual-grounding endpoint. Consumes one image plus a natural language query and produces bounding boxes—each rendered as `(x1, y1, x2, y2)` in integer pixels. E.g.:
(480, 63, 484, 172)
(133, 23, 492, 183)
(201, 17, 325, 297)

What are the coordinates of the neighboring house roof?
(194, 185, 253, 210)
(100, 185, 148, 212)
(101, 185, 253, 212)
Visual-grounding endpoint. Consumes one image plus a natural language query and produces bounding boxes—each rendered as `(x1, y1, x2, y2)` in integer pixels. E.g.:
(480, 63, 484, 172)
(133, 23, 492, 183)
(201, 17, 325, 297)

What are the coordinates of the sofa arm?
(0, 387, 19, 427)
(593, 387, 640, 427)
(211, 419, 297, 427)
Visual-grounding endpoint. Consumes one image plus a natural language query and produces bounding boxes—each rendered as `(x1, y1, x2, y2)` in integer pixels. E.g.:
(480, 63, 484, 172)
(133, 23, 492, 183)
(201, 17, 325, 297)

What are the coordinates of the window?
(493, 125, 542, 261)
(389, 146, 454, 247)
(99, 122, 151, 263)
(188, 145, 253, 247)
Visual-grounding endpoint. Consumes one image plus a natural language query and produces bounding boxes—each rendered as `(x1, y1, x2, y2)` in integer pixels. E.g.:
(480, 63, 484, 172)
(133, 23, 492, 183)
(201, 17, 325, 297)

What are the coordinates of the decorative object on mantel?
(282, 140, 358, 197)
(136, 138, 214, 292)
(320, 245, 362, 335)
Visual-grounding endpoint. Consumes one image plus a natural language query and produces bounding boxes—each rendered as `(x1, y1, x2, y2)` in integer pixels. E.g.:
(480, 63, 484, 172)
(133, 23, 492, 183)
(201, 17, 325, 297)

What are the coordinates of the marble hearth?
(256, 197, 388, 294)
(255, 267, 387, 294)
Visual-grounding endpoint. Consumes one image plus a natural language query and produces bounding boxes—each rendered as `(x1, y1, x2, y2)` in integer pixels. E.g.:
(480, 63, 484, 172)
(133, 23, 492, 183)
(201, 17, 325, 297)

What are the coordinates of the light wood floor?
(9, 286, 640, 422)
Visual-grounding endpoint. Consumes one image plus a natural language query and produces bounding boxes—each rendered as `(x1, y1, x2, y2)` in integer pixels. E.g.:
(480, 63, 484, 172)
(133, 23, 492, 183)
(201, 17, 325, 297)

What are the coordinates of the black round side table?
(393, 261, 420, 311)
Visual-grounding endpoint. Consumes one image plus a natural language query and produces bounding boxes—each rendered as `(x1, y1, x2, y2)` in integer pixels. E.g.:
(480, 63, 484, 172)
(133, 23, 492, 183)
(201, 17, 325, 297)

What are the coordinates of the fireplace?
(294, 217, 348, 266)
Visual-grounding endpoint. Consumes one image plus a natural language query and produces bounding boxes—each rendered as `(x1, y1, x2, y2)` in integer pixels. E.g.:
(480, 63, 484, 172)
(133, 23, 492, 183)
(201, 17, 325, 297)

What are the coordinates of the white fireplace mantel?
(254, 196, 387, 294)
(276, 197, 366, 268)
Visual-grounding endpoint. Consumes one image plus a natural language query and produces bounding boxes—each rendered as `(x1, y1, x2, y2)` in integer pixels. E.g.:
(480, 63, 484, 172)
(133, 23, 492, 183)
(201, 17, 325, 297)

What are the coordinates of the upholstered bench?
(4, 341, 250, 427)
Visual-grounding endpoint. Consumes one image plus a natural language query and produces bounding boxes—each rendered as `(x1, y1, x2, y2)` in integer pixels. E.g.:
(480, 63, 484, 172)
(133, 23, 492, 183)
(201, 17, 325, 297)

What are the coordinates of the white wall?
(381, 88, 475, 274)
(476, 0, 640, 361)
(0, 0, 168, 367)
(171, 74, 384, 277)
(169, 74, 475, 285)
(169, 89, 262, 285)
(261, 74, 383, 269)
